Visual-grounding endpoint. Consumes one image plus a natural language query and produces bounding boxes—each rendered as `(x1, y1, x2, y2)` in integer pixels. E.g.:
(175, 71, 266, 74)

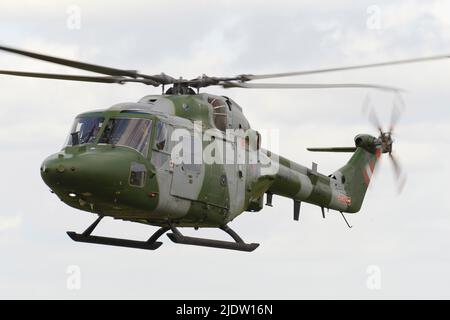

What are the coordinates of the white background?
(0, 0, 449, 299)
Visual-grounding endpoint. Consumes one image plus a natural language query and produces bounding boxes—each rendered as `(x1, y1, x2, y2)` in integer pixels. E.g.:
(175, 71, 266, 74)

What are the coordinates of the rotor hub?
(379, 132, 393, 154)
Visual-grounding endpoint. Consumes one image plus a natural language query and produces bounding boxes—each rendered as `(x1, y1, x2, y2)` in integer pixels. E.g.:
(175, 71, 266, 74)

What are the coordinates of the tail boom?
(266, 134, 380, 214)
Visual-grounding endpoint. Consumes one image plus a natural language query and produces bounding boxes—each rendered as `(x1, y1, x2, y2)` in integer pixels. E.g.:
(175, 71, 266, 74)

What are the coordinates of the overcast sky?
(1, 0, 450, 299)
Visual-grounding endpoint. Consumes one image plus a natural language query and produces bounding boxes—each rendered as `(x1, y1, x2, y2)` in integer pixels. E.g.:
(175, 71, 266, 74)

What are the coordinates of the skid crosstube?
(166, 225, 260, 252)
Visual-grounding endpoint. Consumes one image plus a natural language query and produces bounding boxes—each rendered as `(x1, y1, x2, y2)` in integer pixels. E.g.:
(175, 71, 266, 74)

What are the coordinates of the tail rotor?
(363, 94, 407, 193)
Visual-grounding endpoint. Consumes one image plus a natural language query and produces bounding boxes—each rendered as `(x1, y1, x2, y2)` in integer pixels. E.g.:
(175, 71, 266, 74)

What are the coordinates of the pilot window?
(129, 162, 147, 187)
(66, 116, 104, 146)
(154, 121, 169, 152)
(99, 118, 152, 156)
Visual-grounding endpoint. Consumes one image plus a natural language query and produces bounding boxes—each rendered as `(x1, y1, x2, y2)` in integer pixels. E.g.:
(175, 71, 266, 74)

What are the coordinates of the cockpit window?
(66, 116, 104, 146)
(99, 118, 152, 155)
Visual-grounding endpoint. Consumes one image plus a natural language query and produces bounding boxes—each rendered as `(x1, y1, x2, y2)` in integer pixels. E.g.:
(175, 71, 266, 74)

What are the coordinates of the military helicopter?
(0, 45, 448, 252)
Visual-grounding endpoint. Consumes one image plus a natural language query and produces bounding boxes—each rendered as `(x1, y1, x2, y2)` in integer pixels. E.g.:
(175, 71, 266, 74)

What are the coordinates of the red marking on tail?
(369, 160, 376, 172)
(363, 169, 370, 185)
(375, 147, 382, 159)
(337, 194, 352, 205)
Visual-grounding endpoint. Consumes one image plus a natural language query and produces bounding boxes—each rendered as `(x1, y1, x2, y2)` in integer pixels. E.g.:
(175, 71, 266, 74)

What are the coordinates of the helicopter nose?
(41, 153, 79, 191)
(40, 150, 128, 199)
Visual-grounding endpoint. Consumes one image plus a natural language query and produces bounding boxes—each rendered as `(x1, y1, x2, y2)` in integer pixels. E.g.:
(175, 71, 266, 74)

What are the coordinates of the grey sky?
(0, 0, 450, 299)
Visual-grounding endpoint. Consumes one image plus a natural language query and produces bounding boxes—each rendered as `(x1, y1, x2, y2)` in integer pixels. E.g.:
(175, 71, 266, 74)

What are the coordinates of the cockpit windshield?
(99, 118, 152, 155)
(65, 116, 104, 147)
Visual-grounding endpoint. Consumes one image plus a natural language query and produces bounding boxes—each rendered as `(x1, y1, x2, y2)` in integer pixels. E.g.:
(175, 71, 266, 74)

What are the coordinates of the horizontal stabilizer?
(307, 147, 357, 152)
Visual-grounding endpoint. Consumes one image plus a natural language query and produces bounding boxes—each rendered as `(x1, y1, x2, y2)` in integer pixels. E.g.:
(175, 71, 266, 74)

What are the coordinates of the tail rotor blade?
(389, 153, 401, 178)
(389, 153, 407, 193)
(362, 94, 383, 134)
(397, 175, 407, 194)
(389, 99, 403, 133)
(368, 107, 383, 135)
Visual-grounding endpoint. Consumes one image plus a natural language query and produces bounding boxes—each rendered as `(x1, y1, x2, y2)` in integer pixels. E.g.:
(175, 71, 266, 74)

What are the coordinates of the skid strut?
(66, 216, 169, 250)
(166, 224, 259, 252)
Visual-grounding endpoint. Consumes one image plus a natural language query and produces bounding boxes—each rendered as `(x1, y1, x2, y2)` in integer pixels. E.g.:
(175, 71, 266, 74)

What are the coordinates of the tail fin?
(337, 145, 380, 213)
(308, 134, 381, 213)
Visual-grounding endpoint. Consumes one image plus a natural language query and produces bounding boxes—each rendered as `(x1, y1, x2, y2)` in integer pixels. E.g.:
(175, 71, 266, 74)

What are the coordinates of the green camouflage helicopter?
(0, 46, 448, 252)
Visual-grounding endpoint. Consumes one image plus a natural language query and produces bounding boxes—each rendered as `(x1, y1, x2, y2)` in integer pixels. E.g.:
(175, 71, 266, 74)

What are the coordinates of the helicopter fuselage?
(41, 93, 368, 229)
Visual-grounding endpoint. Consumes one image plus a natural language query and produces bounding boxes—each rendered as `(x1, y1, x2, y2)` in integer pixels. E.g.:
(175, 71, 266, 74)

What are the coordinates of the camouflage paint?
(41, 94, 380, 229)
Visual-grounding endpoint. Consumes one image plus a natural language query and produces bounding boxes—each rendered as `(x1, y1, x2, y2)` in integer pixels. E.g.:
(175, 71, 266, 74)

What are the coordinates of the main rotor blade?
(0, 45, 141, 77)
(0, 70, 157, 85)
(222, 81, 402, 92)
(239, 54, 450, 81)
(0, 45, 168, 84)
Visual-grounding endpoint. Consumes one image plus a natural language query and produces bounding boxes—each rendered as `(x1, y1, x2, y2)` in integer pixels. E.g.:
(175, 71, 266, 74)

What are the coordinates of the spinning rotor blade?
(221, 81, 402, 92)
(368, 108, 384, 135)
(389, 153, 402, 179)
(0, 45, 169, 85)
(238, 54, 450, 81)
(0, 70, 153, 84)
(362, 95, 384, 134)
(388, 153, 407, 193)
(389, 101, 403, 133)
(0, 45, 139, 77)
(1, 44, 449, 91)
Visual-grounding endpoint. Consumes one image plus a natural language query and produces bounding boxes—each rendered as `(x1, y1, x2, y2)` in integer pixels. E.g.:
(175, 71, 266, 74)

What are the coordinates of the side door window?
(129, 162, 147, 187)
(152, 121, 172, 170)
(154, 121, 170, 153)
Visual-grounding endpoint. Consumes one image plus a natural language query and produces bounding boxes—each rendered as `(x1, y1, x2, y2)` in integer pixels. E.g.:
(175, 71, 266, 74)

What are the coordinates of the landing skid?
(66, 216, 168, 250)
(66, 216, 259, 252)
(167, 225, 260, 252)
